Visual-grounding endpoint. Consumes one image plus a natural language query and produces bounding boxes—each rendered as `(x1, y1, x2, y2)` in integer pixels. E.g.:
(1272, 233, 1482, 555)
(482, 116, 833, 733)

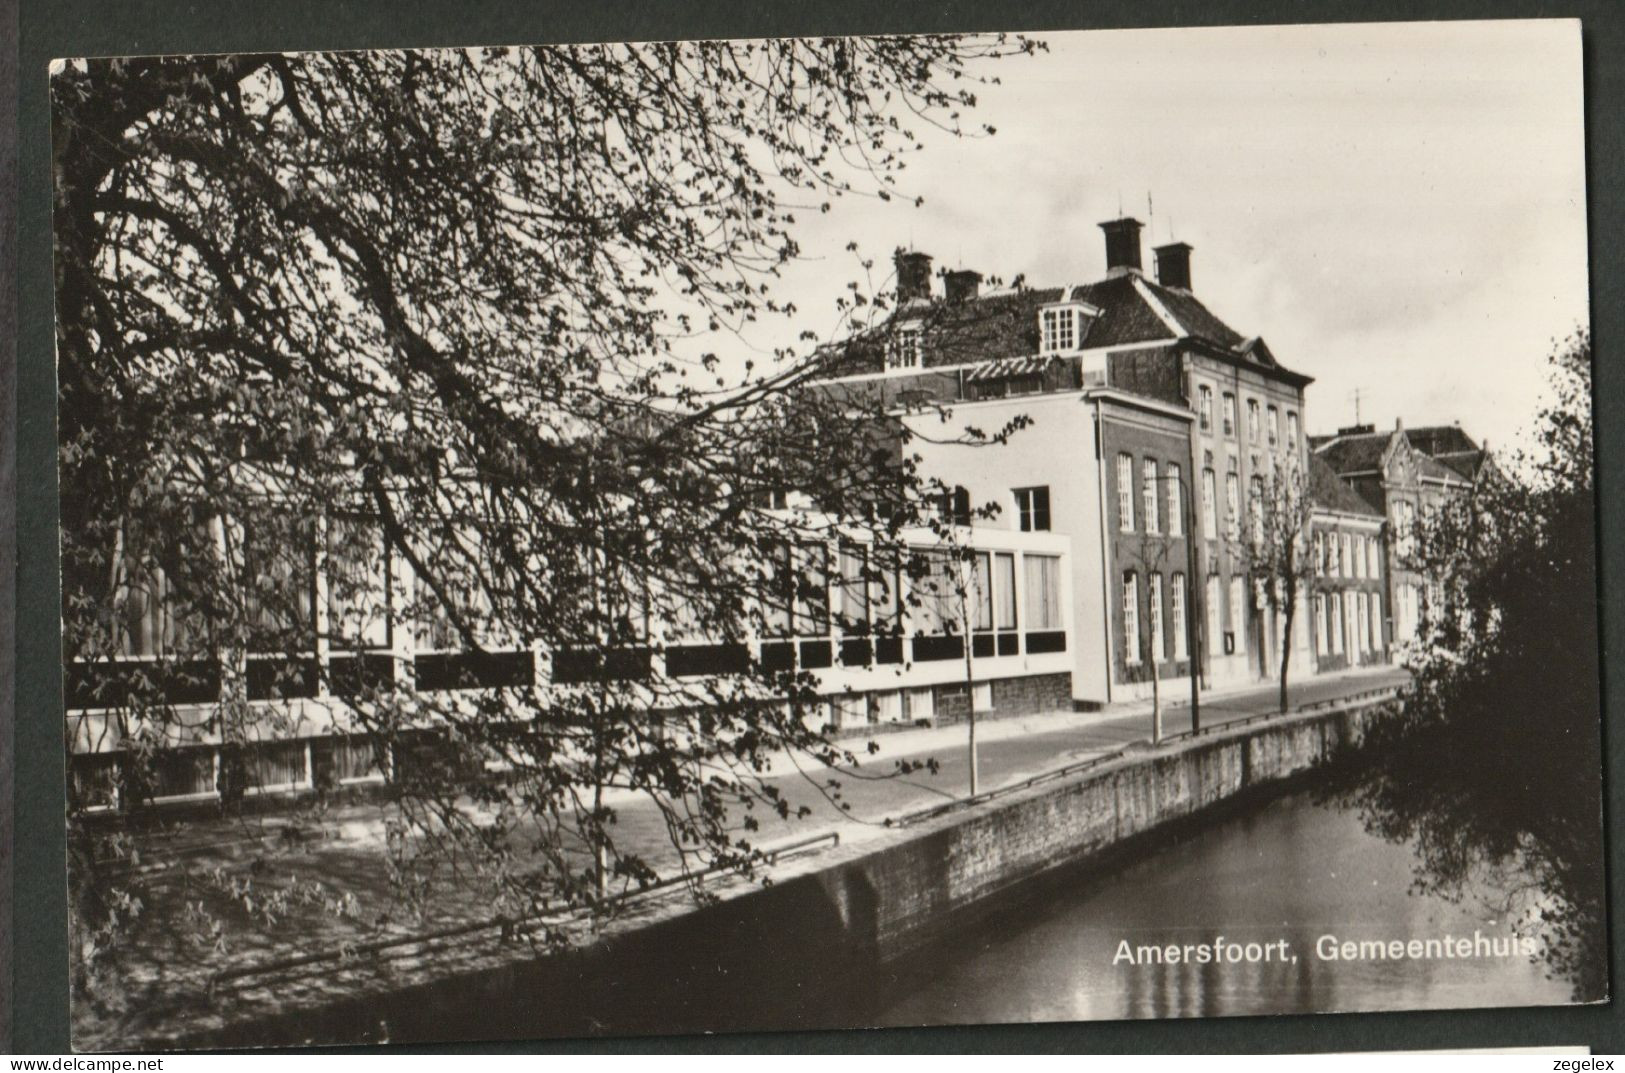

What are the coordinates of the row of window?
(1314, 529, 1382, 580)
(1314, 590, 1383, 658)
(1197, 384, 1299, 451)
(105, 518, 1066, 664)
(1115, 455, 1185, 536)
(1121, 570, 1190, 666)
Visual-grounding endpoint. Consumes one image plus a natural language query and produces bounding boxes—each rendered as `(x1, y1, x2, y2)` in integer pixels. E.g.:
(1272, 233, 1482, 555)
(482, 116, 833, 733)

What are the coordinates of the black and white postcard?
(50, 19, 1605, 1050)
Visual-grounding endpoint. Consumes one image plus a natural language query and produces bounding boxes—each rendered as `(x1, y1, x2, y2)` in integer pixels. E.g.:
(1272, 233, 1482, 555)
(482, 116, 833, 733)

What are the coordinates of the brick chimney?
(1098, 217, 1144, 274)
(895, 249, 934, 303)
(1153, 242, 1193, 291)
(944, 268, 982, 303)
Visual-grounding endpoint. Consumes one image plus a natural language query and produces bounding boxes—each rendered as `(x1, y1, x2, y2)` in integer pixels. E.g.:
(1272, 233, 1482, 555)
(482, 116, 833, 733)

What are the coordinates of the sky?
(737, 19, 1589, 456)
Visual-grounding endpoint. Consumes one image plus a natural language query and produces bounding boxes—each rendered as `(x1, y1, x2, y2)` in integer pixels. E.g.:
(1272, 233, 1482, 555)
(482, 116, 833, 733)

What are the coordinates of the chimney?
(944, 269, 982, 303)
(1153, 241, 1193, 290)
(1098, 217, 1144, 274)
(895, 249, 934, 304)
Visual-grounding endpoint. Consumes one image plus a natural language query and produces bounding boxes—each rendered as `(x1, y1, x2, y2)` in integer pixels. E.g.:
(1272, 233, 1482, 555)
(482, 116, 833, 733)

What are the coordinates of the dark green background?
(11, 0, 1623, 1054)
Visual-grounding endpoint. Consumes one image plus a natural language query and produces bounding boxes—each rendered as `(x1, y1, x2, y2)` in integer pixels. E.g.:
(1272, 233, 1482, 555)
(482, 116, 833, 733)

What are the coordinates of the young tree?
(51, 37, 1043, 1018)
(1227, 462, 1315, 712)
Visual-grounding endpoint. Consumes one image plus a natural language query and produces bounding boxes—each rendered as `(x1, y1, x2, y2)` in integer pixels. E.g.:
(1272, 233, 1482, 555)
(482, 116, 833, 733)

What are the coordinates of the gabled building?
(814, 218, 1315, 705)
(1307, 454, 1386, 668)
(1311, 419, 1483, 647)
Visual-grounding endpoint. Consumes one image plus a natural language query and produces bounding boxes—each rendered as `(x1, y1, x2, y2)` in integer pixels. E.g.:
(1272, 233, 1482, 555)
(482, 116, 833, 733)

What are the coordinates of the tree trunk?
(1150, 655, 1161, 743)
(1278, 606, 1293, 713)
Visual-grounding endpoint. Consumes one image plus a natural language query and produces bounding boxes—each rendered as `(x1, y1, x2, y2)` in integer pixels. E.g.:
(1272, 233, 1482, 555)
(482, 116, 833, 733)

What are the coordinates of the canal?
(873, 786, 1570, 1026)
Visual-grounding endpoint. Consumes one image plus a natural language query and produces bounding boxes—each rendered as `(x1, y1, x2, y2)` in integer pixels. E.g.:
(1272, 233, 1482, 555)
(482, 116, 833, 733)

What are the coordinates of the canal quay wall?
(187, 695, 1397, 1048)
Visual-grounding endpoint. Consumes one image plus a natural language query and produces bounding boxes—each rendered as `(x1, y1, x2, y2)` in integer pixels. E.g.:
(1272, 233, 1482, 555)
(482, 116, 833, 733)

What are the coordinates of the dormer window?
(1039, 305, 1084, 354)
(886, 325, 922, 371)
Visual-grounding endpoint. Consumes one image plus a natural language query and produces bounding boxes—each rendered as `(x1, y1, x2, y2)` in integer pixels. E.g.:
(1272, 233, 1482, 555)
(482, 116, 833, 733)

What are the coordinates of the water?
(875, 788, 1572, 1026)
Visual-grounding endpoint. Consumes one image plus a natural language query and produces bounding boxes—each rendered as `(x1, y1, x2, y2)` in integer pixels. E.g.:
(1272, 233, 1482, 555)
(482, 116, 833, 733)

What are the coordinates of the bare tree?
(1227, 463, 1315, 713)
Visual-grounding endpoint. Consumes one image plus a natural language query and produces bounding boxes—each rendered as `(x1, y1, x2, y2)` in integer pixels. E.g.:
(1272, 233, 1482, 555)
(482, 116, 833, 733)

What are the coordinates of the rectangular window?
(1356, 592, 1369, 655)
(1268, 405, 1280, 447)
(1314, 532, 1325, 576)
(1315, 594, 1328, 656)
(1332, 593, 1344, 654)
(971, 552, 994, 632)
(1366, 536, 1379, 578)
(1222, 393, 1237, 437)
(1225, 473, 1240, 542)
(1148, 574, 1165, 661)
(1353, 536, 1365, 579)
(1369, 592, 1382, 649)
(1247, 399, 1261, 444)
(1287, 411, 1300, 451)
(327, 516, 390, 650)
(886, 327, 921, 370)
(1117, 453, 1135, 532)
(1040, 307, 1077, 353)
(1024, 554, 1063, 630)
(1342, 534, 1353, 580)
(1198, 385, 1213, 432)
(1142, 459, 1160, 535)
(1201, 468, 1217, 538)
(995, 552, 1017, 630)
(912, 549, 957, 635)
(1205, 574, 1222, 656)
(1248, 475, 1264, 547)
(1122, 572, 1140, 665)
(794, 543, 830, 636)
(1166, 463, 1183, 536)
(1171, 572, 1188, 660)
(1015, 486, 1051, 532)
(1229, 575, 1247, 641)
(836, 544, 870, 635)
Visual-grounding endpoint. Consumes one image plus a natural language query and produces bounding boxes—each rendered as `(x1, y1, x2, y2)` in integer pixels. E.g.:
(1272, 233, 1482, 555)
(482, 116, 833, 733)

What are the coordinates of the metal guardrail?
(208, 828, 840, 990)
(886, 683, 1403, 828)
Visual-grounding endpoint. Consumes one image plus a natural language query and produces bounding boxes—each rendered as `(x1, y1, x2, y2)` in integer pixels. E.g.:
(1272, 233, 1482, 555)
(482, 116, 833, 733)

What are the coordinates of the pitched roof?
(1417, 452, 1471, 485)
(1405, 425, 1480, 457)
(1309, 455, 1383, 518)
(820, 268, 1301, 382)
(1313, 429, 1395, 475)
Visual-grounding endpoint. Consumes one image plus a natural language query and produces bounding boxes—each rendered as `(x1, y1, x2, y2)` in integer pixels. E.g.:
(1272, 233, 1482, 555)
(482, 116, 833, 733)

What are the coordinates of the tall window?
(1166, 463, 1184, 536)
(1314, 532, 1325, 576)
(1198, 385, 1213, 432)
(1222, 393, 1237, 437)
(1287, 411, 1300, 451)
(1148, 574, 1165, 661)
(327, 516, 390, 649)
(1247, 398, 1261, 443)
(1040, 306, 1078, 353)
(836, 544, 870, 636)
(1122, 571, 1140, 665)
(1268, 405, 1280, 447)
(1366, 536, 1379, 578)
(1117, 454, 1135, 532)
(1248, 475, 1264, 547)
(1369, 592, 1382, 649)
(1014, 486, 1051, 532)
(1142, 459, 1160, 534)
(995, 553, 1017, 630)
(912, 549, 957, 636)
(1356, 592, 1369, 656)
(1024, 554, 1063, 630)
(971, 551, 994, 632)
(1342, 533, 1353, 577)
(1331, 593, 1344, 653)
(1229, 576, 1248, 648)
(1315, 595, 1328, 656)
(1201, 468, 1217, 537)
(1225, 473, 1240, 542)
(1205, 574, 1222, 656)
(886, 326, 921, 370)
(1353, 536, 1365, 579)
(1171, 572, 1188, 660)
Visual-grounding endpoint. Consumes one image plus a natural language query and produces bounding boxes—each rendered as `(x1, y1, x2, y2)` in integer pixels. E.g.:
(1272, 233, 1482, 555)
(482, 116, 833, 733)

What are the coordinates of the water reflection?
(876, 789, 1568, 1026)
